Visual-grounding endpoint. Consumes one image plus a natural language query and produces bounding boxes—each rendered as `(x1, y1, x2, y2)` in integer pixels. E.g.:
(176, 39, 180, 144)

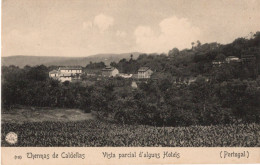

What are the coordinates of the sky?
(2, 0, 260, 57)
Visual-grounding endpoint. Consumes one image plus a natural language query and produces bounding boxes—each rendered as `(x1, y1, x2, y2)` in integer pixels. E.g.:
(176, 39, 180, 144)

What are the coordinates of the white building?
(138, 67, 153, 79)
(101, 66, 119, 77)
(49, 70, 59, 80)
(212, 60, 224, 66)
(49, 66, 82, 82)
(225, 56, 240, 63)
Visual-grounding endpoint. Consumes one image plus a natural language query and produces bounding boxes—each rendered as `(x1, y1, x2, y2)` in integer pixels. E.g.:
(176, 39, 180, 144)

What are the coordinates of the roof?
(138, 67, 150, 72)
(102, 66, 117, 71)
(59, 66, 82, 70)
(49, 70, 59, 74)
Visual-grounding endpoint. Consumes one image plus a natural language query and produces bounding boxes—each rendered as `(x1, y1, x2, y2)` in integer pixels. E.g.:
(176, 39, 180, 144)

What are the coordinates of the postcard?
(1, 0, 260, 164)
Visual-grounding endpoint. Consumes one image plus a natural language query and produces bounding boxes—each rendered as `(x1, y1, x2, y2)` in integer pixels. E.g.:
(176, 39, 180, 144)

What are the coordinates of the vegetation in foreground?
(2, 120, 259, 147)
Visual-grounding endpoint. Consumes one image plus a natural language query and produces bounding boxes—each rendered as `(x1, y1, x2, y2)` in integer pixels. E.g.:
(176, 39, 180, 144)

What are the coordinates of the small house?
(49, 70, 59, 79)
(101, 66, 119, 77)
(225, 56, 240, 63)
(137, 67, 153, 79)
(212, 60, 224, 66)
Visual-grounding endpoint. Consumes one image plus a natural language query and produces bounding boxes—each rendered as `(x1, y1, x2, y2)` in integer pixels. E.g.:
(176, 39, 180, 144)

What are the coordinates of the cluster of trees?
(93, 77, 259, 126)
(2, 32, 260, 126)
(85, 62, 106, 69)
(2, 65, 92, 111)
(111, 32, 260, 79)
(3, 64, 259, 126)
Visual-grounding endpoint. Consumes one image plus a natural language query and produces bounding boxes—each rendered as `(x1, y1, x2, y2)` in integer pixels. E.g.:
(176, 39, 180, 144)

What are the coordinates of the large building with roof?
(49, 66, 82, 82)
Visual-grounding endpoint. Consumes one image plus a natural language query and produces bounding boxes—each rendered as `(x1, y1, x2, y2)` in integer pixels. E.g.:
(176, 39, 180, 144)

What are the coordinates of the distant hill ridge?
(1, 52, 141, 68)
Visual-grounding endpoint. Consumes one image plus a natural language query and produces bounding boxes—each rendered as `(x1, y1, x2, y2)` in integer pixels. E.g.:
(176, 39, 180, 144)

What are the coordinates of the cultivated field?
(1, 107, 95, 124)
(2, 120, 259, 147)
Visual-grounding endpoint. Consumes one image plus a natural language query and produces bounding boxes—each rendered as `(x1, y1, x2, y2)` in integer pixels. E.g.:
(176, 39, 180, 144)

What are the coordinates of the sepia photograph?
(1, 0, 260, 150)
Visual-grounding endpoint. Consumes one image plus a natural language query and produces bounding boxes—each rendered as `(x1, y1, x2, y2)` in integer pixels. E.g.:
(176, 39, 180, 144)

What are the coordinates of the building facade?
(138, 67, 153, 79)
(101, 66, 119, 77)
(49, 70, 59, 80)
(225, 56, 240, 63)
(49, 66, 82, 82)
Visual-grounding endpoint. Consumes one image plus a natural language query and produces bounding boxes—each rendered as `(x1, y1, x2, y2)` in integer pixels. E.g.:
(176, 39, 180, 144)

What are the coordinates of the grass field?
(2, 108, 259, 147)
(2, 107, 95, 124)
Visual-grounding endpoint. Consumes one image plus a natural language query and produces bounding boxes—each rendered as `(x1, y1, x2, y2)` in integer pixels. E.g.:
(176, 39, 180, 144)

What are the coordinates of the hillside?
(1, 52, 141, 68)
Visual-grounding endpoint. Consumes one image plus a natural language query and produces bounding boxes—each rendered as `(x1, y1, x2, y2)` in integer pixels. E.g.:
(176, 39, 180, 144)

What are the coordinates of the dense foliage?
(111, 32, 260, 78)
(85, 62, 106, 69)
(2, 65, 260, 126)
(2, 120, 259, 147)
(2, 32, 260, 127)
(99, 77, 260, 126)
(2, 65, 92, 112)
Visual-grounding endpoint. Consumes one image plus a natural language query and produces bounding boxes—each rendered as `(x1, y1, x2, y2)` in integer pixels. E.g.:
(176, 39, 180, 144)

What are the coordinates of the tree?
(168, 48, 179, 57)
(26, 65, 48, 81)
(197, 40, 201, 47)
(215, 53, 226, 61)
(191, 42, 195, 49)
(86, 62, 106, 69)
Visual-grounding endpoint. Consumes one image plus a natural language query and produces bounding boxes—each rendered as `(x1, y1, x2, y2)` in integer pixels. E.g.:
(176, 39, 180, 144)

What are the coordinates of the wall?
(111, 69, 119, 77)
(59, 76, 72, 82)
